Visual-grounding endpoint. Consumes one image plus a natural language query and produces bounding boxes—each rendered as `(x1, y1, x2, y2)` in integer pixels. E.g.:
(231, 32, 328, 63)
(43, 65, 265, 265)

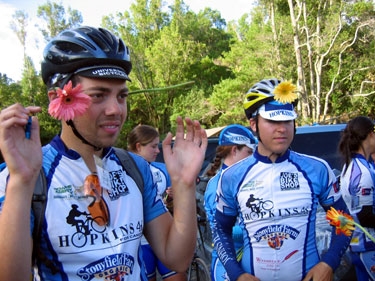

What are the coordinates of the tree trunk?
(288, 0, 308, 121)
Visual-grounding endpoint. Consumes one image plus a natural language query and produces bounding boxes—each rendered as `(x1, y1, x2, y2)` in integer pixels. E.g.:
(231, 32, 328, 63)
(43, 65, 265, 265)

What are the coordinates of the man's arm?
(0, 104, 42, 281)
(144, 117, 207, 272)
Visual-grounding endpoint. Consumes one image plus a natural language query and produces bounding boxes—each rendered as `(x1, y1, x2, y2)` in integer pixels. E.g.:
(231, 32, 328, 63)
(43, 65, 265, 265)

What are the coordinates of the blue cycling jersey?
(150, 161, 171, 196)
(204, 165, 244, 281)
(212, 149, 351, 281)
(340, 154, 375, 252)
(340, 154, 375, 280)
(0, 135, 167, 281)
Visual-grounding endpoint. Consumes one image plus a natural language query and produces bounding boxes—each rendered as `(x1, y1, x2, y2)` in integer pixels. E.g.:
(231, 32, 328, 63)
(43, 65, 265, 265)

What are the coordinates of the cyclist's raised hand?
(0, 103, 42, 187)
(147, 116, 207, 272)
(162, 116, 207, 188)
(0, 103, 42, 281)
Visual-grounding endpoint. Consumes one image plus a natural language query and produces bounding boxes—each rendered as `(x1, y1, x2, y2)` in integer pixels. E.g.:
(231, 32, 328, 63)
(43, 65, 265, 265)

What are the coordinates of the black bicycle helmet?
(41, 26, 132, 86)
(243, 78, 281, 119)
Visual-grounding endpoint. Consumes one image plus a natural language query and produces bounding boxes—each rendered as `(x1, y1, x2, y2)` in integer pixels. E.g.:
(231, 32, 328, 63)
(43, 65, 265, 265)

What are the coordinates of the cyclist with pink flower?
(0, 26, 207, 281)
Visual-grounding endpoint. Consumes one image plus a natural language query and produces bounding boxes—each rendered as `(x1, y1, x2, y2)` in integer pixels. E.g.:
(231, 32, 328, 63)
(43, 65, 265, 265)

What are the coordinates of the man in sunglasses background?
(0, 26, 207, 281)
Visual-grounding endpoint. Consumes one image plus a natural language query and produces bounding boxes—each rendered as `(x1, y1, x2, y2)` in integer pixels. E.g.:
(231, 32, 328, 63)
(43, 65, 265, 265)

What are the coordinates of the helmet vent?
(41, 26, 132, 84)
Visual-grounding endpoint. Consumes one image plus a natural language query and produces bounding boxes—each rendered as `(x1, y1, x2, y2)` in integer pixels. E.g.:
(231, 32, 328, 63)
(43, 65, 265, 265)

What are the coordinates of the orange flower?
(326, 207, 355, 236)
(326, 207, 375, 245)
(48, 81, 91, 121)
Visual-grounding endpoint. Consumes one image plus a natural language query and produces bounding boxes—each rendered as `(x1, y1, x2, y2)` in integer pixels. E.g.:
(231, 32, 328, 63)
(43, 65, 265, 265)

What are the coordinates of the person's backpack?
(31, 148, 144, 273)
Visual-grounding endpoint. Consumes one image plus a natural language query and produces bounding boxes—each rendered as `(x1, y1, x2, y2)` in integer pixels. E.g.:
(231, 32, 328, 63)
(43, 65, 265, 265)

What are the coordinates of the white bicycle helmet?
(243, 78, 298, 120)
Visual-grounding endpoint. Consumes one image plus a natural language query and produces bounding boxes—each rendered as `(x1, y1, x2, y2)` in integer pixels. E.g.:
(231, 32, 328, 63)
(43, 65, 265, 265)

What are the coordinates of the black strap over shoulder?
(113, 147, 144, 193)
(32, 169, 47, 264)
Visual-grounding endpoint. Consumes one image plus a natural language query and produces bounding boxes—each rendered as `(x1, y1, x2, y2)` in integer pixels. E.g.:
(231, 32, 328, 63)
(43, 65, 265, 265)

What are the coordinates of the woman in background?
(339, 116, 375, 281)
(128, 125, 186, 281)
(204, 124, 257, 281)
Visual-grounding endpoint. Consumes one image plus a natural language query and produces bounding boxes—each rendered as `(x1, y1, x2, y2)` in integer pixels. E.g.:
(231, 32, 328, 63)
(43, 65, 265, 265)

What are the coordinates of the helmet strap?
(255, 116, 262, 143)
(66, 120, 101, 151)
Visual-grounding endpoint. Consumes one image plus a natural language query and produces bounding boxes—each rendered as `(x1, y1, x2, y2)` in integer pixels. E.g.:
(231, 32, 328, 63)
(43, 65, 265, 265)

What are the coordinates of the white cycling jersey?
(150, 162, 171, 197)
(140, 162, 170, 247)
(213, 149, 350, 281)
(340, 153, 375, 252)
(0, 135, 167, 281)
(141, 162, 171, 246)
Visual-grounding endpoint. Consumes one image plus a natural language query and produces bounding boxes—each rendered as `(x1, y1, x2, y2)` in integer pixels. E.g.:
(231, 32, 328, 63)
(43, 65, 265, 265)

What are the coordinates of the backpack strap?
(31, 169, 59, 274)
(113, 147, 144, 193)
(32, 168, 47, 263)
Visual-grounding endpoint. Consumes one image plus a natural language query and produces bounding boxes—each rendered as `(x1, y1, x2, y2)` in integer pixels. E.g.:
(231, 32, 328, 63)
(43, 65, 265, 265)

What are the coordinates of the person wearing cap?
(338, 116, 375, 281)
(0, 26, 207, 281)
(211, 78, 351, 281)
(203, 124, 257, 281)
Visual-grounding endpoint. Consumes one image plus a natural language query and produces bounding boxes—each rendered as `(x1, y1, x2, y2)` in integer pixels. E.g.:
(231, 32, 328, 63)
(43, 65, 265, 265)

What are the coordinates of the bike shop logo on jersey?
(280, 172, 300, 191)
(109, 169, 130, 200)
(77, 253, 134, 280)
(253, 224, 300, 250)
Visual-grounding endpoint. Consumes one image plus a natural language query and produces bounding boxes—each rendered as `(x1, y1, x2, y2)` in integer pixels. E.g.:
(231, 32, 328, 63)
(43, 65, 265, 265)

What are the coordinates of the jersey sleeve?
(0, 166, 35, 236)
(212, 168, 246, 281)
(311, 158, 352, 270)
(216, 168, 240, 217)
(214, 211, 245, 281)
(151, 162, 171, 188)
(204, 175, 219, 224)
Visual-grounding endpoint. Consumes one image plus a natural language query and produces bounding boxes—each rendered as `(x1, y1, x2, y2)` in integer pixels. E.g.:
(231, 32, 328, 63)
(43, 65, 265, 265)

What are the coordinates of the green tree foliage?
(101, 0, 232, 146)
(195, 5, 283, 126)
(159, 1, 233, 131)
(102, 0, 170, 147)
(37, 0, 83, 41)
(0, 74, 22, 108)
(20, 57, 57, 144)
(3, 0, 375, 145)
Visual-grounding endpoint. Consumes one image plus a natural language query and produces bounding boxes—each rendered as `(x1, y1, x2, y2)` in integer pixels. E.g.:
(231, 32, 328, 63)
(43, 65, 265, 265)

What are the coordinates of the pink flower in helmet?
(48, 81, 91, 121)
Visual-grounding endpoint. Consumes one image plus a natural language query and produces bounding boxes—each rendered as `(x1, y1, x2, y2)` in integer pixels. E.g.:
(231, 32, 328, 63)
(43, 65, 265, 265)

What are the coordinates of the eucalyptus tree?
(10, 10, 46, 117)
(10, 10, 28, 60)
(283, 0, 375, 123)
(219, 0, 375, 123)
(326, 0, 375, 121)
